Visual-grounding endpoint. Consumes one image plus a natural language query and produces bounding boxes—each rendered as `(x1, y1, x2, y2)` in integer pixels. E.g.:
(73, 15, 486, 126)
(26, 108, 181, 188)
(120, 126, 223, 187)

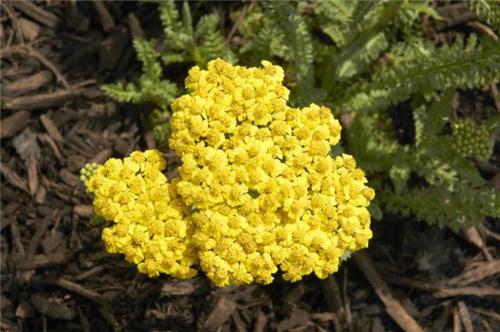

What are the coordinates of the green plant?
(101, 0, 500, 230)
(87, 60, 375, 286)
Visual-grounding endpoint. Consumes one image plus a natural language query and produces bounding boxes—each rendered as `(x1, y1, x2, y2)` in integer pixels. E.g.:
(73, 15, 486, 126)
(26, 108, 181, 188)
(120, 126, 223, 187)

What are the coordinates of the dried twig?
(453, 308, 462, 332)
(385, 273, 500, 298)
(56, 278, 104, 303)
(1, 45, 69, 88)
(473, 308, 500, 323)
(466, 21, 498, 41)
(37, 134, 64, 162)
(4, 89, 86, 110)
(434, 286, 500, 298)
(18, 252, 72, 269)
(449, 260, 500, 286)
(457, 302, 474, 332)
(40, 114, 64, 143)
(353, 251, 424, 332)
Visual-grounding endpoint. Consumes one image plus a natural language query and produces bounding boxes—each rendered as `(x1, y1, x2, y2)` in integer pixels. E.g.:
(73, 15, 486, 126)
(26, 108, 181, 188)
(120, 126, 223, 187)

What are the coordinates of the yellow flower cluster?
(168, 59, 375, 286)
(87, 60, 374, 286)
(86, 150, 197, 279)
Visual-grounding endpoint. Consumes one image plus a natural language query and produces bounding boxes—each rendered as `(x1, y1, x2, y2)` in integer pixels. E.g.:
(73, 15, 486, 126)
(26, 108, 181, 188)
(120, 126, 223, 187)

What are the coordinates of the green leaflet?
(102, 39, 179, 110)
(338, 36, 500, 114)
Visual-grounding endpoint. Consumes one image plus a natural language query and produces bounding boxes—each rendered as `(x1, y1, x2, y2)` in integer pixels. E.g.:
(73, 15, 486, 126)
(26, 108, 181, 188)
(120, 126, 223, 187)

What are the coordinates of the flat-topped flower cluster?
(86, 59, 375, 287)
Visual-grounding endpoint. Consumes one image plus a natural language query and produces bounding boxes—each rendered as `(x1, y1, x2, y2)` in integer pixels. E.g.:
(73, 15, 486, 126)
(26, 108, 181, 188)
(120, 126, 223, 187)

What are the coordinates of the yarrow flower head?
(168, 59, 375, 286)
(86, 59, 375, 287)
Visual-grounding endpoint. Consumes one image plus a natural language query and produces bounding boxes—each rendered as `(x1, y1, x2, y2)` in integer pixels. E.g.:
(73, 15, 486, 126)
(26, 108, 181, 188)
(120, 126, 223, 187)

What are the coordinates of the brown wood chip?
(0, 162, 29, 193)
(232, 310, 248, 332)
(27, 157, 38, 195)
(30, 294, 75, 320)
(277, 308, 310, 332)
(435, 3, 477, 30)
(98, 26, 129, 70)
(2, 70, 52, 97)
(90, 149, 113, 164)
(0, 111, 31, 139)
(202, 297, 237, 332)
(254, 310, 268, 332)
(73, 205, 93, 218)
(161, 280, 201, 296)
(13, 1, 61, 29)
(18, 252, 72, 270)
(91, 0, 115, 32)
(4, 89, 87, 111)
(453, 307, 462, 332)
(59, 168, 81, 188)
(38, 133, 64, 162)
(40, 114, 64, 142)
(18, 17, 40, 41)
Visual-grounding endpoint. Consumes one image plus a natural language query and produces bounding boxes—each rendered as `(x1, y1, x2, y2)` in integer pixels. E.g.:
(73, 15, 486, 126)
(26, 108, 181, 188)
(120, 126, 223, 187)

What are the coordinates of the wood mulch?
(1, 2, 499, 332)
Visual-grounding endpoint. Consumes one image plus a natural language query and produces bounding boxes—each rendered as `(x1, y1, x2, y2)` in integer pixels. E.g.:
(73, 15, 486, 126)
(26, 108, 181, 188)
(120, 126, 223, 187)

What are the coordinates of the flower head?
(169, 59, 375, 286)
(88, 60, 375, 287)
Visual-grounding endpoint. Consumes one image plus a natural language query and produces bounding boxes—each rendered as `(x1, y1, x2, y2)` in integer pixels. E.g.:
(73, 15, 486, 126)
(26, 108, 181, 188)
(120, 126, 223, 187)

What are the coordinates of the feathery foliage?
(102, 39, 178, 110)
(338, 35, 500, 114)
(159, 0, 234, 65)
(102, 0, 500, 230)
(466, 0, 500, 30)
(102, 1, 235, 145)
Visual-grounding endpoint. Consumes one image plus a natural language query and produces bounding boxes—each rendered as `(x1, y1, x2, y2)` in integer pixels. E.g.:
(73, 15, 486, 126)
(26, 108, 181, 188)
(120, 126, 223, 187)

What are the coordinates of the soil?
(1, 2, 499, 332)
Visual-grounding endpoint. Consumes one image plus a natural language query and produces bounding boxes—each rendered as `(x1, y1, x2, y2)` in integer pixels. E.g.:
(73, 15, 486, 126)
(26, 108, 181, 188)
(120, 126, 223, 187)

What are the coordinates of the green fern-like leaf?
(159, 0, 191, 51)
(321, 1, 402, 91)
(195, 14, 236, 64)
(315, 0, 357, 47)
(466, 0, 500, 30)
(382, 184, 500, 230)
(102, 39, 179, 110)
(339, 36, 500, 114)
(261, 2, 318, 105)
(159, 0, 233, 66)
(413, 90, 454, 149)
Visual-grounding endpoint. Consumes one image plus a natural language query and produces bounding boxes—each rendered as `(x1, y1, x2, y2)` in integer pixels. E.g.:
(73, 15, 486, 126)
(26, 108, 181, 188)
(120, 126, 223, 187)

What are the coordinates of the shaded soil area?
(1, 2, 499, 332)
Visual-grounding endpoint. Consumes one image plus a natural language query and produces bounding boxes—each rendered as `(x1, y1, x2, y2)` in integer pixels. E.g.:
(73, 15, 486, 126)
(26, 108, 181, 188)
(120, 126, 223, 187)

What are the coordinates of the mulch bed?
(1, 2, 499, 331)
